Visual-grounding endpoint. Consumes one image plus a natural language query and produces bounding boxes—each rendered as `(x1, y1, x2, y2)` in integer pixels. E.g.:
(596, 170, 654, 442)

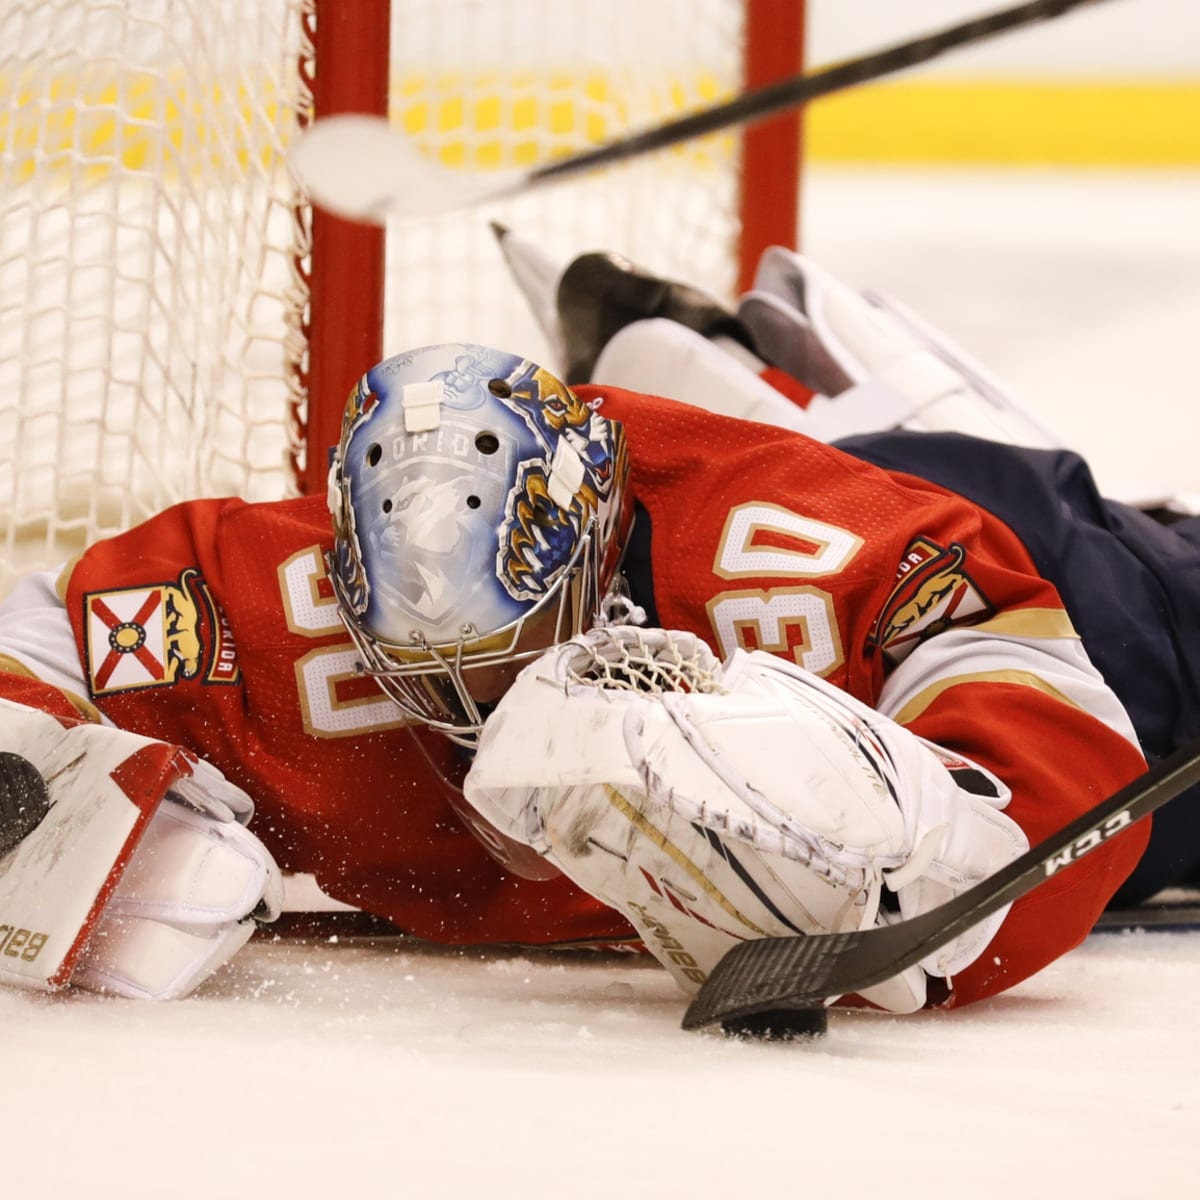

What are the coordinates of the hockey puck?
(0, 752, 51, 856)
(720, 1005, 829, 1041)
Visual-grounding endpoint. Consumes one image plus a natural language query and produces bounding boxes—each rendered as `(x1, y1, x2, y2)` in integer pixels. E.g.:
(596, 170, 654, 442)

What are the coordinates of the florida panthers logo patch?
(870, 537, 994, 662)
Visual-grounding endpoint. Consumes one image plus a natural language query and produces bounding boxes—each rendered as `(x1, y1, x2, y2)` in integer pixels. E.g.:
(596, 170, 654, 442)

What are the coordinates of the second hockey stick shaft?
(532, 0, 1114, 186)
(292, 0, 1118, 223)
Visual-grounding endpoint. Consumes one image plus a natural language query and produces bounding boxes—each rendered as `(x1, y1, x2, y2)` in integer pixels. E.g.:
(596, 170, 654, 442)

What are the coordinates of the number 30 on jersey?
(706, 502, 861, 676)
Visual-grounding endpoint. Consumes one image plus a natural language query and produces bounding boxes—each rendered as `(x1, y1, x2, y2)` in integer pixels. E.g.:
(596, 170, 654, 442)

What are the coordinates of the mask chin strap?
(597, 576, 647, 628)
(401, 632, 489, 745)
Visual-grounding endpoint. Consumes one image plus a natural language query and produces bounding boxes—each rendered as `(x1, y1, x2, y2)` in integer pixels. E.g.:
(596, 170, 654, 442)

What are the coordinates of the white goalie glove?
(71, 753, 284, 1001)
(0, 699, 282, 1000)
(464, 626, 1029, 1013)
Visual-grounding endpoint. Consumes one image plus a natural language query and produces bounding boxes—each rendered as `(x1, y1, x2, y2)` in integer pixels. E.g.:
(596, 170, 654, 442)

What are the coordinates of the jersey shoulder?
(64, 494, 330, 597)
(60, 494, 335, 700)
(580, 384, 970, 546)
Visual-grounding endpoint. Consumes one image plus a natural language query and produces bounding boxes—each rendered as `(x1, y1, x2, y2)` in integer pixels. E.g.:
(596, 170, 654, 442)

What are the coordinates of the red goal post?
(0, 0, 804, 591)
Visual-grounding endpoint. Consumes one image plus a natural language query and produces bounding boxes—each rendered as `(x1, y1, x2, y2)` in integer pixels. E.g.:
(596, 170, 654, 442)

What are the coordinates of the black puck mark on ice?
(0, 752, 52, 856)
(720, 1005, 829, 1041)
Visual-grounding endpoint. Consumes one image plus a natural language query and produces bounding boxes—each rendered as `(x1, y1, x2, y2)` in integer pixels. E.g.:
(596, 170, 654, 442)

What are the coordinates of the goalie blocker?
(463, 625, 1030, 1016)
(0, 697, 282, 999)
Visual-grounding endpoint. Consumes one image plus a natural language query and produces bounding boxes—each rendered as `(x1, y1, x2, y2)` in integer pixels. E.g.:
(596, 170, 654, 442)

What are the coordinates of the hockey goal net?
(0, 0, 803, 596)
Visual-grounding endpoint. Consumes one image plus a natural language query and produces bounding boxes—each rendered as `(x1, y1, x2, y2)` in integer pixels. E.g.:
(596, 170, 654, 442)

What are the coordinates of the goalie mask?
(327, 343, 633, 747)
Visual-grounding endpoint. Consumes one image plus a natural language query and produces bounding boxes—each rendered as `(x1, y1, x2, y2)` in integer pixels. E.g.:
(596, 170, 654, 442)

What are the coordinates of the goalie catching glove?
(0, 698, 282, 1000)
(464, 626, 1028, 1013)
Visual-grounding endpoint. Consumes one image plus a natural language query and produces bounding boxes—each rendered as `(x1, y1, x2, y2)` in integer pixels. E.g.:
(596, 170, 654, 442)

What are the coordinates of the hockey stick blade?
(291, 116, 526, 224)
(292, 0, 1113, 224)
(682, 734, 1200, 1031)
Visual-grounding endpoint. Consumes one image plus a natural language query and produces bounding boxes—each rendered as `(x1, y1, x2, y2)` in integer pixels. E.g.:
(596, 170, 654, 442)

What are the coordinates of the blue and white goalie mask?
(327, 344, 633, 746)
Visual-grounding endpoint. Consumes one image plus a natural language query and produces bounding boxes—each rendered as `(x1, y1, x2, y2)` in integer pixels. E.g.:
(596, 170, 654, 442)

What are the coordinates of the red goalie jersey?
(0, 388, 1148, 1005)
(0, 499, 633, 949)
(579, 387, 1149, 1005)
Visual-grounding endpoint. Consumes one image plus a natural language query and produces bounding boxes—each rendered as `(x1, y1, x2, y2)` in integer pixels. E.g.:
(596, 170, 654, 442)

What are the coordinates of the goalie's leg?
(491, 221, 751, 383)
(0, 751, 50, 856)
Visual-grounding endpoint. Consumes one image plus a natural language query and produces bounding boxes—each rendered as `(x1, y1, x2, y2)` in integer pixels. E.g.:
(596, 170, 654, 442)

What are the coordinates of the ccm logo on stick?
(1044, 812, 1133, 877)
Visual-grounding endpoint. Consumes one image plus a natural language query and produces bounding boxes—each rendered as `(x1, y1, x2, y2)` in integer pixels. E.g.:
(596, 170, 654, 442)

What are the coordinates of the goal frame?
(298, 0, 804, 495)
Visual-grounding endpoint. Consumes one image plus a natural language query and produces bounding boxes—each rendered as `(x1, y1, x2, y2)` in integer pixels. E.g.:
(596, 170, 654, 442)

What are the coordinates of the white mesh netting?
(1, 0, 759, 594)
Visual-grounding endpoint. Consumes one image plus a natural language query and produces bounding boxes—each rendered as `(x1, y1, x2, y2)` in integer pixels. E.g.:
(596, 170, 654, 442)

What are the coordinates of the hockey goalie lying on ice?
(7, 246, 1199, 1018)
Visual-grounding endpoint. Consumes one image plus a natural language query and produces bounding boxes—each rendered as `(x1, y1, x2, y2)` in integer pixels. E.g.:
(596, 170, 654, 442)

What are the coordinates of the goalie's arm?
(0, 575, 283, 1000)
(0, 690, 283, 1000)
(879, 620, 1149, 1006)
(0, 569, 103, 723)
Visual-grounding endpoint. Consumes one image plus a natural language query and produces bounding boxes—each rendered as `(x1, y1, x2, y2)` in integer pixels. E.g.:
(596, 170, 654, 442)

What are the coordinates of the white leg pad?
(743, 247, 1066, 449)
(592, 318, 812, 432)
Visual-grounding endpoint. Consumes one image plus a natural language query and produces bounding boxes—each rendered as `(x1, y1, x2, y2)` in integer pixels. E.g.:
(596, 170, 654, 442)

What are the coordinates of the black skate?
(555, 250, 753, 383)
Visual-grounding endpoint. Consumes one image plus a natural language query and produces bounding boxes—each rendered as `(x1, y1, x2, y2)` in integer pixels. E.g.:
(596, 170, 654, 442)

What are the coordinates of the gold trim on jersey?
(968, 608, 1080, 641)
(706, 583, 845, 677)
(0, 653, 104, 724)
(712, 502, 864, 582)
(292, 645, 412, 739)
(278, 546, 345, 639)
(892, 668, 1081, 727)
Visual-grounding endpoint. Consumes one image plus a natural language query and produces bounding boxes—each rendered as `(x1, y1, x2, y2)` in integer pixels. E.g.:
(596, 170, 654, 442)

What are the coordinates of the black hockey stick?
(292, 0, 1117, 223)
(681, 734, 1200, 1032)
(529, 0, 1113, 186)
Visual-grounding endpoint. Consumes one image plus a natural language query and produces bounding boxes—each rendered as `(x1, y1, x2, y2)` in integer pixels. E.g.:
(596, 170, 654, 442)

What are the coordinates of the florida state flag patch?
(84, 569, 205, 695)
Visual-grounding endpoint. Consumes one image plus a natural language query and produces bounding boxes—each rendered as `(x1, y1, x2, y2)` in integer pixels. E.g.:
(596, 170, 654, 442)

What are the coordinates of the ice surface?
(4, 167, 1199, 1199)
(4, 928, 1199, 1198)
